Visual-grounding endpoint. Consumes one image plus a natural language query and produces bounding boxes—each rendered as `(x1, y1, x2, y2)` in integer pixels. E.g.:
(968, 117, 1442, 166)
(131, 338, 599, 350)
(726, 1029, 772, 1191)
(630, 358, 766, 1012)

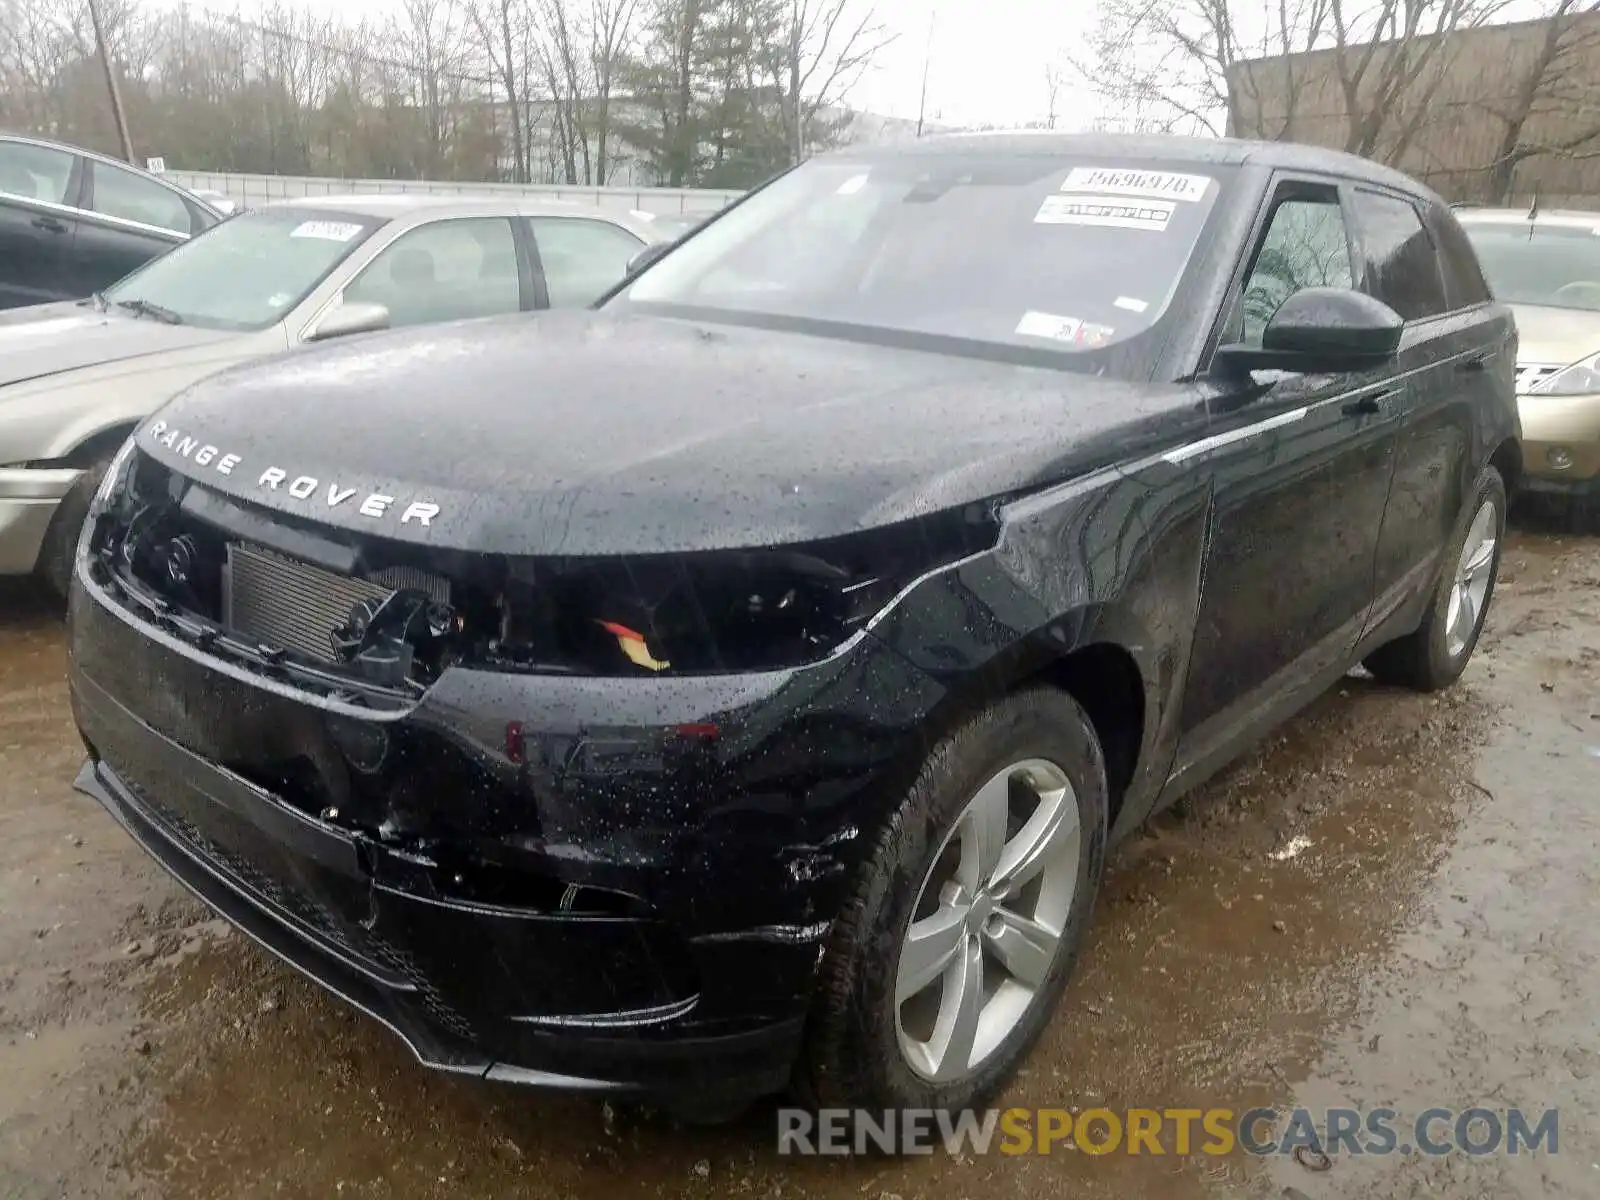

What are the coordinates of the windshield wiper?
(116, 298, 183, 325)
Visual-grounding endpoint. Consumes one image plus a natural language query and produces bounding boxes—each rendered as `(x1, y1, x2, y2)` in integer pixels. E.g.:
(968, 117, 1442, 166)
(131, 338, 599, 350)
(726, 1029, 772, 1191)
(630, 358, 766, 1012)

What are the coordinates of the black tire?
(1364, 464, 1506, 692)
(797, 687, 1109, 1116)
(35, 452, 112, 601)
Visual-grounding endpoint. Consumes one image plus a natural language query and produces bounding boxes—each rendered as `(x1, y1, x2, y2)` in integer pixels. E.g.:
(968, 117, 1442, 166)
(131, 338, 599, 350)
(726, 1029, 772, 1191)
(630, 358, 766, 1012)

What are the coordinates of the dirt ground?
(2, 522, 1597, 1200)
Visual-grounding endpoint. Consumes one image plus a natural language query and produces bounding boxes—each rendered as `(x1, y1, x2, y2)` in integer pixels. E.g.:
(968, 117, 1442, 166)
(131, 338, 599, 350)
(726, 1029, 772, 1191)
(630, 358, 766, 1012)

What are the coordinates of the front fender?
(867, 464, 1211, 835)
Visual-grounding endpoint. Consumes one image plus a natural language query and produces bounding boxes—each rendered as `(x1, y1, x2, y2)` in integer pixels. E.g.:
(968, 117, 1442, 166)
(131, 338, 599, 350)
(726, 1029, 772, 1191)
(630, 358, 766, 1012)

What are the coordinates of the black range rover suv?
(67, 134, 1519, 1121)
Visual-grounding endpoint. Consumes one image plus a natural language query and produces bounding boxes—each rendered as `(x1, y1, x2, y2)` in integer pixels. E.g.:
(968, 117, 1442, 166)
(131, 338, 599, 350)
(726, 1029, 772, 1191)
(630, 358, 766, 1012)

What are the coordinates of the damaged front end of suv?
(67, 414, 1006, 1112)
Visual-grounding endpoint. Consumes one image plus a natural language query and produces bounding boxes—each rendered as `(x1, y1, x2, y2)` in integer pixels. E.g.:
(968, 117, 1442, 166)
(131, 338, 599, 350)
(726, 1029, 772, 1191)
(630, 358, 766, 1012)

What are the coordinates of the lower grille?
(122, 771, 476, 1041)
(222, 543, 449, 662)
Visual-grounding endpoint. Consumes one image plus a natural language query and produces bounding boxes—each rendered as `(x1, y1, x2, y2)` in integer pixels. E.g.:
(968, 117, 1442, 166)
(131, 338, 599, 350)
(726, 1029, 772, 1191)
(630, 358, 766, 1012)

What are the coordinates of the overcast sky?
(167, 0, 1103, 131)
(843, 0, 1099, 128)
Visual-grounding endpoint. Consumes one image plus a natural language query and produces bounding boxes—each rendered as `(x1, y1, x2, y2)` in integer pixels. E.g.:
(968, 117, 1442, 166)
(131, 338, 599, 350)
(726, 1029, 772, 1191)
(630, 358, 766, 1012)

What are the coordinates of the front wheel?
(35, 452, 114, 601)
(1364, 464, 1506, 692)
(798, 688, 1108, 1115)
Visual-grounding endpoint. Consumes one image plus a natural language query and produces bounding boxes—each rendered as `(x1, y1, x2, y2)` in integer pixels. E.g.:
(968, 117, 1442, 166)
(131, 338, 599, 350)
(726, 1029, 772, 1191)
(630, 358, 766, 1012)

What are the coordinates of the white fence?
(165, 170, 745, 217)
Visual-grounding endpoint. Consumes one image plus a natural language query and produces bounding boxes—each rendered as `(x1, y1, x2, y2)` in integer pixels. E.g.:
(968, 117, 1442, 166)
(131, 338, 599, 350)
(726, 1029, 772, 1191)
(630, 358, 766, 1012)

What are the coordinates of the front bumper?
(1517, 391, 1600, 495)
(0, 465, 81, 575)
(67, 555, 947, 1103)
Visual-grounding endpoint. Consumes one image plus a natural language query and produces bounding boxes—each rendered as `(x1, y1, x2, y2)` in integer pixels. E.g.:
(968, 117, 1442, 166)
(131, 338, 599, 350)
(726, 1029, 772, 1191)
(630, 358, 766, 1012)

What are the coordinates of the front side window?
(529, 217, 645, 307)
(1238, 195, 1355, 345)
(345, 217, 522, 328)
(91, 162, 192, 234)
(0, 141, 74, 204)
(104, 208, 383, 330)
(1461, 220, 1600, 312)
(609, 155, 1233, 373)
(1352, 190, 1447, 320)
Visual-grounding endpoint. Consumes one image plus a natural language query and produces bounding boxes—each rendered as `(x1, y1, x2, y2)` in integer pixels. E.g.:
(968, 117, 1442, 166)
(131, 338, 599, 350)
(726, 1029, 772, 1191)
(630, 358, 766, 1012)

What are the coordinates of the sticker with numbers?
(290, 221, 364, 242)
(1060, 167, 1212, 203)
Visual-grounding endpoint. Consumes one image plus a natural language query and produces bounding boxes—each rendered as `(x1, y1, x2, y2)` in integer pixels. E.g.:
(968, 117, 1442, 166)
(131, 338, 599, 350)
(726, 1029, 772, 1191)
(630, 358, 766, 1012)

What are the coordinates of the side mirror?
(1215, 287, 1403, 376)
(306, 300, 391, 342)
(625, 240, 674, 278)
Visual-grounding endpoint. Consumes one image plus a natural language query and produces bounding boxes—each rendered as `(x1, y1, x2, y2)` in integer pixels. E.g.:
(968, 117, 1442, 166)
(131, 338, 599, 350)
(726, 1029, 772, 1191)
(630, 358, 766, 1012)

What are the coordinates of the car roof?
(827, 130, 1439, 201)
(1452, 205, 1600, 230)
(262, 192, 661, 229)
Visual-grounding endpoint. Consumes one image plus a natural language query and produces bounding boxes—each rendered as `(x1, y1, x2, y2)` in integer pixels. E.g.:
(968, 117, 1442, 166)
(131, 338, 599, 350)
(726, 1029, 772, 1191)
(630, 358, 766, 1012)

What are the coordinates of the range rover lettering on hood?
(142, 419, 442, 527)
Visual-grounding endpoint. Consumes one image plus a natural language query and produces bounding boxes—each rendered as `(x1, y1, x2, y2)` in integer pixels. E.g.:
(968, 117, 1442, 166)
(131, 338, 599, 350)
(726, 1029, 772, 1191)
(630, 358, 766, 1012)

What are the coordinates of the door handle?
(30, 215, 66, 234)
(1341, 393, 1385, 417)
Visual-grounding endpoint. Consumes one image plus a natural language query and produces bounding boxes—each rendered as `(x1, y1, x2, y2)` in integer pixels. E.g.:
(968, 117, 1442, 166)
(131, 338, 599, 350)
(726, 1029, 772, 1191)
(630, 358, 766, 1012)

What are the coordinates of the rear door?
(75, 157, 193, 293)
(524, 215, 648, 308)
(0, 139, 84, 307)
(1348, 188, 1508, 638)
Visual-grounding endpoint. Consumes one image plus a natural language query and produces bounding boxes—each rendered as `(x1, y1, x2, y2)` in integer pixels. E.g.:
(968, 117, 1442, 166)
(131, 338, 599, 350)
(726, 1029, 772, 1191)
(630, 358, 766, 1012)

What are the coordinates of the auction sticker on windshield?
(1035, 195, 1175, 232)
(290, 221, 364, 242)
(1060, 167, 1212, 203)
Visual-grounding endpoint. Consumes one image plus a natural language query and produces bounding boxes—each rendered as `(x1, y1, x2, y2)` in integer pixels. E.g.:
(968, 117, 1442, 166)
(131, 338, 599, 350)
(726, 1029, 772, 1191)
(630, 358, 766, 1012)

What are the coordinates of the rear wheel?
(798, 688, 1108, 1114)
(35, 452, 113, 601)
(1364, 464, 1505, 692)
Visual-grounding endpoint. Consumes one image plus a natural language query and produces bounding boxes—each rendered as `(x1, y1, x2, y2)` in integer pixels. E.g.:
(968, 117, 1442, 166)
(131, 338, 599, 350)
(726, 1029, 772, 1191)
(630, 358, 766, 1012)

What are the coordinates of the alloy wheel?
(1446, 499, 1498, 659)
(894, 757, 1082, 1083)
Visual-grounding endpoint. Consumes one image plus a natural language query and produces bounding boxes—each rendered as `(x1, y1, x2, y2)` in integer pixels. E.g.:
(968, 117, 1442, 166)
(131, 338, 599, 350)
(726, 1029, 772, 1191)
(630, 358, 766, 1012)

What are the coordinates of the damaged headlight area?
(84, 449, 998, 695)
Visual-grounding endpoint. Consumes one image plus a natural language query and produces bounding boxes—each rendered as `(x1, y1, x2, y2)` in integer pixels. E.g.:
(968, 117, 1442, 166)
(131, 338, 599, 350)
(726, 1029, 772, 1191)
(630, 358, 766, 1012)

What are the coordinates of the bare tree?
(761, 0, 895, 164)
(1078, 0, 1333, 137)
(1042, 59, 1064, 129)
(587, 0, 640, 183)
(1479, 0, 1600, 201)
(469, 0, 535, 180)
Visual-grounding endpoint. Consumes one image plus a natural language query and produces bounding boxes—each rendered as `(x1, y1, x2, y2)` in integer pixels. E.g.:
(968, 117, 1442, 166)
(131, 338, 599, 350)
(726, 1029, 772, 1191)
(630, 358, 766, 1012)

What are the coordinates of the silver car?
(1456, 205, 1600, 510)
(0, 193, 665, 594)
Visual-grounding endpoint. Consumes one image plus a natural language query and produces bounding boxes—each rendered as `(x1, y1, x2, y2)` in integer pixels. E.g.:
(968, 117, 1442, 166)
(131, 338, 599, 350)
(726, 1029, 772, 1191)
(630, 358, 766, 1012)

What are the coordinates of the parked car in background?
(0, 134, 223, 309)
(0, 193, 664, 596)
(66, 134, 1518, 1122)
(629, 209, 714, 240)
(1456, 205, 1600, 513)
(185, 187, 240, 217)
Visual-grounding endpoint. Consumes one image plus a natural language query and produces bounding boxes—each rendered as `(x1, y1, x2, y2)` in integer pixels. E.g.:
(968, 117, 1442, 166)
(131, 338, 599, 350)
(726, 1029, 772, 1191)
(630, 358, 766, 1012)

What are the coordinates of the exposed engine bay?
(85, 448, 995, 697)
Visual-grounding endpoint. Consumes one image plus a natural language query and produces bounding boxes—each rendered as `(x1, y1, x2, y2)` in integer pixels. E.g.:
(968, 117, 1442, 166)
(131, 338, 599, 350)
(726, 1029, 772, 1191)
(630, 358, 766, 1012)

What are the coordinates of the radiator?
(222, 543, 449, 662)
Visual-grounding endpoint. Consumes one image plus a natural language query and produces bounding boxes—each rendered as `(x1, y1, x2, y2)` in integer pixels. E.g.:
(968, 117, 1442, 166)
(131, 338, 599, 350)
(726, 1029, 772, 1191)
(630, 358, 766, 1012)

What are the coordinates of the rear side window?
(91, 161, 193, 235)
(1351, 190, 1448, 320)
(1429, 209, 1493, 308)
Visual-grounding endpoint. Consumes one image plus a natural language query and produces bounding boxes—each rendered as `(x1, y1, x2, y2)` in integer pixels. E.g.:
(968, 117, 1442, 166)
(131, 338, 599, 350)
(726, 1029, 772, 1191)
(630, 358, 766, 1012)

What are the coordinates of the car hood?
(0, 302, 241, 389)
(137, 310, 1200, 556)
(1507, 303, 1600, 368)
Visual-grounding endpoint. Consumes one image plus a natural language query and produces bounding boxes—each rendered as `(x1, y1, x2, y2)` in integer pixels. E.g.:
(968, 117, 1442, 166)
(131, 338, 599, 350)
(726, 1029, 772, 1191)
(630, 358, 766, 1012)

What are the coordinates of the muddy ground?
(2, 524, 1597, 1200)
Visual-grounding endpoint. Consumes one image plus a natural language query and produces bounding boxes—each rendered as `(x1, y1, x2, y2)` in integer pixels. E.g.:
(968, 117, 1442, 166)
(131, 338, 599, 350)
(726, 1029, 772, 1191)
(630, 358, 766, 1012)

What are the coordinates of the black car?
(66, 134, 1519, 1121)
(0, 134, 223, 309)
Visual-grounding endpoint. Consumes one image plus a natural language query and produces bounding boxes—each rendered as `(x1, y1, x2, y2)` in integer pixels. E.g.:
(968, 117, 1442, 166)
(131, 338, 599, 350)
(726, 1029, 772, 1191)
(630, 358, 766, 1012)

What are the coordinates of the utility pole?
(915, 10, 936, 137)
(87, 0, 135, 163)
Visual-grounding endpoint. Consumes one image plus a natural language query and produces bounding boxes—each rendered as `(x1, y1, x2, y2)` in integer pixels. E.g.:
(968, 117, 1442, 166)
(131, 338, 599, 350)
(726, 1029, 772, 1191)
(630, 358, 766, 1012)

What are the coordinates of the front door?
(1168, 178, 1401, 786)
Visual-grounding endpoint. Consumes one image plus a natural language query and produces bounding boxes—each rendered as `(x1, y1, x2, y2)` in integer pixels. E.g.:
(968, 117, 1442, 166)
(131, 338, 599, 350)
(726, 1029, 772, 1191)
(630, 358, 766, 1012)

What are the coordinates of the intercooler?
(221, 543, 450, 662)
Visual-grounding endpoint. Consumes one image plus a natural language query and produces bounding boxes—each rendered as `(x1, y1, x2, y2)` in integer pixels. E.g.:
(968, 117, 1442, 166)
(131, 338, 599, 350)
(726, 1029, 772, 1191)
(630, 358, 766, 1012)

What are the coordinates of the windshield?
(104, 208, 384, 330)
(609, 154, 1229, 367)
(1462, 221, 1600, 312)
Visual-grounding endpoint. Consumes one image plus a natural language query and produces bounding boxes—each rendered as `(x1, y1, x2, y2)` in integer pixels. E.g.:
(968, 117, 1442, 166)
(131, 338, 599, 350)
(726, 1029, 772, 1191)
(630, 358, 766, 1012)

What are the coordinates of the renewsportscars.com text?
(776, 1106, 1560, 1157)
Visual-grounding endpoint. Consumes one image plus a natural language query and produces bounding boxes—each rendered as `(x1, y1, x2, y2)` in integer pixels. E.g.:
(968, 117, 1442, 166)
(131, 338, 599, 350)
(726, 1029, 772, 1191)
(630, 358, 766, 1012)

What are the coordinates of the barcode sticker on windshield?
(1016, 311, 1083, 341)
(1035, 194, 1174, 231)
(1014, 312, 1116, 347)
(1061, 167, 1212, 203)
(290, 220, 363, 242)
